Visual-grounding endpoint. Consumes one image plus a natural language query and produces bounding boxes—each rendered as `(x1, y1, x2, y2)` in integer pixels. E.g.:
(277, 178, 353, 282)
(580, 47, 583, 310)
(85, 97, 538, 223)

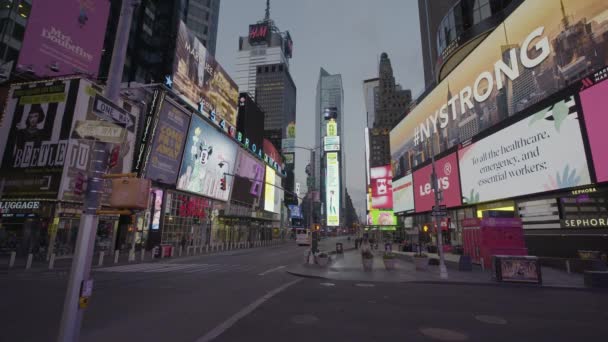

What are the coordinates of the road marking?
(195, 278, 302, 342)
(419, 328, 469, 341)
(320, 282, 335, 287)
(355, 283, 375, 287)
(475, 315, 508, 325)
(257, 265, 286, 276)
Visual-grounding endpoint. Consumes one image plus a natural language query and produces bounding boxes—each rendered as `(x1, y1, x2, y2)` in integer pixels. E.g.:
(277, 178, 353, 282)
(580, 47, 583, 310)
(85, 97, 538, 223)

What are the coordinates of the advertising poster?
(369, 210, 397, 226)
(499, 258, 540, 283)
(390, 0, 608, 179)
(458, 96, 591, 204)
(413, 153, 461, 213)
(392, 174, 414, 213)
(17, 0, 110, 77)
(145, 100, 189, 185)
(176, 114, 238, 201)
(326, 152, 340, 226)
(370, 165, 393, 209)
(150, 188, 163, 230)
(0, 79, 79, 199)
(579, 79, 608, 183)
(172, 21, 238, 129)
(232, 151, 264, 206)
(264, 165, 276, 212)
(60, 82, 138, 203)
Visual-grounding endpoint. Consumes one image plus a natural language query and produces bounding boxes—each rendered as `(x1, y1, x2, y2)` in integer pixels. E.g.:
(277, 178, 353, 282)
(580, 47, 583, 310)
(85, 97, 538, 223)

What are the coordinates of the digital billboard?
(580, 78, 608, 183)
(370, 165, 393, 209)
(17, 0, 110, 78)
(458, 96, 591, 204)
(413, 153, 461, 213)
(144, 99, 189, 185)
(390, 0, 608, 179)
(368, 210, 397, 226)
(0, 79, 80, 198)
(326, 152, 340, 226)
(264, 165, 277, 213)
(232, 151, 264, 206)
(392, 174, 414, 213)
(236, 93, 264, 153)
(176, 114, 238, 201)
(249, 23, 270, 44)
(172, 21, 238, 131)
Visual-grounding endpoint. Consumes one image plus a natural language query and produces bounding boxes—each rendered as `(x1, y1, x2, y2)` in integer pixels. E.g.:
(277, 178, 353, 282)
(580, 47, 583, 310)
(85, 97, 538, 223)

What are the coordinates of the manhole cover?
(475, 315, 507, 325)
(320, 282, 335, 287)
(291, 314, 319, 325)
(355, 283, 375, 287)
(419, 328, 468, 341)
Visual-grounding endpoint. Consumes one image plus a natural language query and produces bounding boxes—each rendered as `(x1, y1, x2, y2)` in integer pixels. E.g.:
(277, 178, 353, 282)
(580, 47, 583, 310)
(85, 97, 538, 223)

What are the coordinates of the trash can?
(161, 244, 173, 258)
(336, 243, 343, 254)
(153, 246, 161, 258)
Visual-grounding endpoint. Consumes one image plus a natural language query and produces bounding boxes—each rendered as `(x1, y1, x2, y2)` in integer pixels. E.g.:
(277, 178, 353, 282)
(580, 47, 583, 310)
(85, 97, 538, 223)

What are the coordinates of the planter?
(414, 256, 429, 271)
(383, 258, 397, 270)
(362, 258, 373, 271)
(317, 256, 330, 267)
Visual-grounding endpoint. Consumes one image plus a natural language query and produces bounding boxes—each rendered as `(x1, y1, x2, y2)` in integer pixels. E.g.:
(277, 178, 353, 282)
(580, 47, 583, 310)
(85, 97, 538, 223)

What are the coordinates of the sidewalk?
(286, 249, 587, 289)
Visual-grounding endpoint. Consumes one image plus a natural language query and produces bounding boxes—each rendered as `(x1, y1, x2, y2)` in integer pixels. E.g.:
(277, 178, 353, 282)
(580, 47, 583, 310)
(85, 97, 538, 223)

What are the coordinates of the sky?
(215, 0, 425, 221)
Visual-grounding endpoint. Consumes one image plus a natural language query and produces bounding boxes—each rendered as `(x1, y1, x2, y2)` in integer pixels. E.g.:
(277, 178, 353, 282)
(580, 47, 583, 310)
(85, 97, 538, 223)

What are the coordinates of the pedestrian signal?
(220, 176, 226, 191)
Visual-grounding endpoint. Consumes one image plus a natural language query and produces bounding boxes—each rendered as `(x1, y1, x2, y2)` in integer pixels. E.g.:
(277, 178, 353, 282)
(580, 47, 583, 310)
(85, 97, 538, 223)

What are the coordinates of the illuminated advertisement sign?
(459, 96, 591, 204)
(392, 174, 414, 213)
(264, 165, 276, 213)
(17, 0, 110, 78)
(232, 151, 264, 206)
(143, 99, 189, 185)
(150, 189, 163, 230)
(413, 153, 461, 213)
(249, 23, 270, 44)
(171, 21, 238, 134)
(370, 165, 393, 209)
(284, 31, 293, 59)
(368, 210, 397, 226)
(323, 136, 340, 152)
(176, 114, 238, 201)
(326, 119, 337, 136)
(326, 152, 340, 226)
(580, 78, 608, 183)
(390, 0, 608, 179)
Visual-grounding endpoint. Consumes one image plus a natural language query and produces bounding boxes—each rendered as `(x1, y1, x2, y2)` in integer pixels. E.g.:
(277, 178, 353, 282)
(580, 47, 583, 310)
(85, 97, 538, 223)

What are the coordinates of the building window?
(473, 0, 492, 25)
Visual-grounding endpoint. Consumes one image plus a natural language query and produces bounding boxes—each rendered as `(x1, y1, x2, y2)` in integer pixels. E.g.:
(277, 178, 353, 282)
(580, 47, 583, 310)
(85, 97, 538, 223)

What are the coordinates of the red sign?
(249, 23, 269, 43)
(370, 165, 393, 209)
(177, 195, 210, 219)
(413, 153, 461, 213)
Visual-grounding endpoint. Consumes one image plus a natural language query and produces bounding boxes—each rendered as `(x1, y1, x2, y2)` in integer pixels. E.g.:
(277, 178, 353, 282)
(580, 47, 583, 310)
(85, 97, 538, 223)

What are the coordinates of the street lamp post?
(429, 133, 448, 279)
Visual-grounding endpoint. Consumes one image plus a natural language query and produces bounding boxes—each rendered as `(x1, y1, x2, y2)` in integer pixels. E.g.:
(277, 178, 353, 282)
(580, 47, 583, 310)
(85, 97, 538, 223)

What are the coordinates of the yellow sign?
(286, 122, 296, 138)
(326, 119, 337, 137)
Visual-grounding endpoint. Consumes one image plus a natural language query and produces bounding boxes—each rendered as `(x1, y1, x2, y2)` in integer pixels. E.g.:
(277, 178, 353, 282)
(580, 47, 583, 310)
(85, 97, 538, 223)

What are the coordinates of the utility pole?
(57, 1, 138, 341)
(430, 133, 448, 280)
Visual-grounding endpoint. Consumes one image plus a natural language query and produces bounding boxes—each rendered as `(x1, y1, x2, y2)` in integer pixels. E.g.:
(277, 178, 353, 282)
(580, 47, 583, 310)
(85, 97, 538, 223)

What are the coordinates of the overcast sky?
(215, 0, 425, 220)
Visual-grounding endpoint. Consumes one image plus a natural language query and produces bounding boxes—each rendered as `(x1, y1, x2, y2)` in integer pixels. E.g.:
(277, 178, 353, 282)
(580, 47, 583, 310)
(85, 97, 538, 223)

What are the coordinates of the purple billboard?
(17, 0, 110, 78)
(231, 151, 265, 205)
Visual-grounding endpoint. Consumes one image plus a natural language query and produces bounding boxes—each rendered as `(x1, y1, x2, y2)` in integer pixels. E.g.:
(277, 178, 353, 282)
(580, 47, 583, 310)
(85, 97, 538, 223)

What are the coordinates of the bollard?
(141, 249, 145, 262)
(179, 246, 183, 257)
(206, 244, 209, 253)
(566, 259, 571, 274)
(480, 258, 485, 271)
(25, 253, 33, 270)
(9, 251, 16, 268)
(129, 249, 135, 262)
(114, 250, 120, 264)
(48, 253, 56, 270)
(98, 251, 105, 266)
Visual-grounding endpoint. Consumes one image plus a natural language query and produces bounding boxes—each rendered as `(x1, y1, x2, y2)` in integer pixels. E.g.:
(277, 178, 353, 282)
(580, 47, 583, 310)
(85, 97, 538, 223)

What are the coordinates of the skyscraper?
(99, 0, 221, 84)
(235, 1, 293, 98)
(363, 78, 380, 129)
(316, 68, 345, 227)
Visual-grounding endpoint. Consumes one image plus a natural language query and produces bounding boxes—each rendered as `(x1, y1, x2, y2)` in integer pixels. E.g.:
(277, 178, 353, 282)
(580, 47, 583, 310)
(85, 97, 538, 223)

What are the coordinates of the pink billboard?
(580, 79, 608, 183)
(17, 0, 110, 78)
(413, 153, 461, 213)
(370, 165, 393, 209)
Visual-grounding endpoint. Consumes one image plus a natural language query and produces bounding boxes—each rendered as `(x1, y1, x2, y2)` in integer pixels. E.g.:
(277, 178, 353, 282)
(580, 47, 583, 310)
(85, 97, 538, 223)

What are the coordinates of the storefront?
(0, 200, 54, 257)
(157, 190, 212, 249)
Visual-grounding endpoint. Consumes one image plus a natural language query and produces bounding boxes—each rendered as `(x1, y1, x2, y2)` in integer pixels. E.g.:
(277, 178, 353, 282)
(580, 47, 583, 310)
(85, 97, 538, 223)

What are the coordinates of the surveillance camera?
(49, 63, 60, 73)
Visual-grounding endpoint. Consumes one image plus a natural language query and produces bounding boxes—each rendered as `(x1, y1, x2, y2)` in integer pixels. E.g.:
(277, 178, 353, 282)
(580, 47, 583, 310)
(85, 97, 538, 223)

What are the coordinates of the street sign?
(432, 205, 448, 217)
(432, 205, 447, 211)
(72, 120, 126, 144)
(93, 95, 134, 129)
(295, 182, 301, 196)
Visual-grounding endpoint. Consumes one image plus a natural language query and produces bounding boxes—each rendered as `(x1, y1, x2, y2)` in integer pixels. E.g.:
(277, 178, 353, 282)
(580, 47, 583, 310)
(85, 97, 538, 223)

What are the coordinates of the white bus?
(295, 228, 311, 246)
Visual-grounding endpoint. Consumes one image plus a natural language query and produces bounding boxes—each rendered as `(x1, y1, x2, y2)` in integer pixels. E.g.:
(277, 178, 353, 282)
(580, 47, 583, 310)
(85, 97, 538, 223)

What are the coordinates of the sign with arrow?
(93, 95, 134, 129)
(72, 120, 126, 144)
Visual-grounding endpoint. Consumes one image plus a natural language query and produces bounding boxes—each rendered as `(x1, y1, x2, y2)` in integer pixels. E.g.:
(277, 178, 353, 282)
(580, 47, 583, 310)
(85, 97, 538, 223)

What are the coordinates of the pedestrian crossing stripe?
(95, 263, 251, 273)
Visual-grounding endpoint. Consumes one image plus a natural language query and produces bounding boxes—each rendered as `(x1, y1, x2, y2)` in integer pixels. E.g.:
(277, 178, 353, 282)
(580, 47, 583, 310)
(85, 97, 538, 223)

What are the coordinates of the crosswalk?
(94, 262, 257, 274)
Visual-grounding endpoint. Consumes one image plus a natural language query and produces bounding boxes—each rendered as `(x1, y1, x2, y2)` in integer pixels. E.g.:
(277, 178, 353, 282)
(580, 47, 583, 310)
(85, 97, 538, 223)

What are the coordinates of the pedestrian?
(355, 237, 359, 249)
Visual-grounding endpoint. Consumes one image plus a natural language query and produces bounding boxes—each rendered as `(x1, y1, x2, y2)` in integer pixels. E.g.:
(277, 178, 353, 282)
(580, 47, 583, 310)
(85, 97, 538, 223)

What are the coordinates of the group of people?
(354, 237, 378, 251)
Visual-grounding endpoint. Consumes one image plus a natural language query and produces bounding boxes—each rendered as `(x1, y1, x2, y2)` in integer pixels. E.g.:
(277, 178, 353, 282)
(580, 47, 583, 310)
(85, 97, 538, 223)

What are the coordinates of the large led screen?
(232, 151, 264, 205)
(580, 79, 608, 183)
(326, 152, 340, 226)
(392, 174, 414, 213)
(368, 210, 397, 226)
(458, 96, 591, 204)
(413, 153, 461, 213)
(390, 0, 608, 179)
(370, 165, 393, 209)
(263, 165, 277, 213)
(176, 114, 237, 201)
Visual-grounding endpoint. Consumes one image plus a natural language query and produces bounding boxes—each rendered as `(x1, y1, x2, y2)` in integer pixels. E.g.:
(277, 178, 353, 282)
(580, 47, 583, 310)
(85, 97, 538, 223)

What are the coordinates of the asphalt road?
(1, 237, 607, 342)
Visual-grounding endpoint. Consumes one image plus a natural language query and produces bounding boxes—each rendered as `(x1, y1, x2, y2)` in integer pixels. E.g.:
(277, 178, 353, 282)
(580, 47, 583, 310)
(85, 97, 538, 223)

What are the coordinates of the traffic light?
(220, 176, 226, 191)
(314, 224, 320, 231)
(423, 225, 429, 233)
